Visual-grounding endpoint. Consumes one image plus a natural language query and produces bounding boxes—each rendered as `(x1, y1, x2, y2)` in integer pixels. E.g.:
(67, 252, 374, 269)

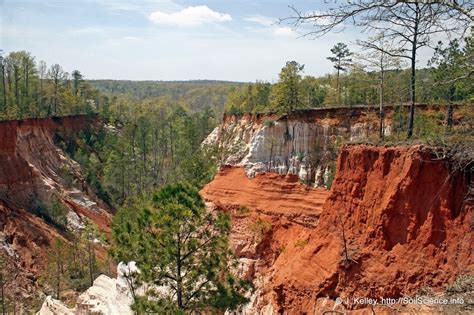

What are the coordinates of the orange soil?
(201, 166, 329, 216)
(202, 145, 474, 313)
(0, 116, 113, 289)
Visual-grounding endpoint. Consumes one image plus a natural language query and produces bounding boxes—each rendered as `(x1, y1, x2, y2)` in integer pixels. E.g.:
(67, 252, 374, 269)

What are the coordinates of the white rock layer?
(204, 114, 387, 185)
(37, 271, 134, 315)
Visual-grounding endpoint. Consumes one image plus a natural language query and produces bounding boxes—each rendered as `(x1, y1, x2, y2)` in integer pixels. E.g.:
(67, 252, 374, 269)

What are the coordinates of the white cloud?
(244, 15, 275, 27)
(245, 15, 295, 38)
(273, 27, 295, 37)
(148, 6, 232, 27)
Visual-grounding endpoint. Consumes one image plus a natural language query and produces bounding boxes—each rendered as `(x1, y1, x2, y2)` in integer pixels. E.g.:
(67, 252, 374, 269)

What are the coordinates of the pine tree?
(112, 183, 249, 313)
(272, 61, 305, 114)
(327, 43, 352, 106)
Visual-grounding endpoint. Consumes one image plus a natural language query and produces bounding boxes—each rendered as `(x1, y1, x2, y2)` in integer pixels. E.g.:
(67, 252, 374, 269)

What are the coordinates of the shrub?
(236, 205, 250, 216)
(446, 274, 474, 294)
(31, 198, 68, 229)
(251, 218, 272, 238)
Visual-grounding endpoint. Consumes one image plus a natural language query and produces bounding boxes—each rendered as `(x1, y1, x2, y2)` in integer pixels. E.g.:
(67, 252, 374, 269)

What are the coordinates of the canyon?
(0, 106, 472, 313)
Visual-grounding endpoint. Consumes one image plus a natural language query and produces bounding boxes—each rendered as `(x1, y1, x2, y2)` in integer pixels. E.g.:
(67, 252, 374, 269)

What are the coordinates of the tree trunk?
(379, 63, 385, 140)
(88, 240, 94, 287)
(14, 68, 20, 117)
(25, 60, 29, 115)
(336, 67, 340, 106)
(407, 3, 419, 139)
(39, 78, 43, 117)
(447, 104, 454, 131)
(446, 87, 455, 131)
(1, 62, 6, 111)
(54, 79, 58, 115)
(56, 250, 61, 300)
(176, 233, 183, 309)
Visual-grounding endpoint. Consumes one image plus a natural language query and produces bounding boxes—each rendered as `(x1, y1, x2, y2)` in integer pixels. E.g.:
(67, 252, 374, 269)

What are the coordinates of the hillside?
(0, 116, 113, 309)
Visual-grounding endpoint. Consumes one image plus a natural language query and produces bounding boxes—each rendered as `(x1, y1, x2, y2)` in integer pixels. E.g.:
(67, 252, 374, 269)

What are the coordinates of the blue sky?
(2, 0, 364, 81)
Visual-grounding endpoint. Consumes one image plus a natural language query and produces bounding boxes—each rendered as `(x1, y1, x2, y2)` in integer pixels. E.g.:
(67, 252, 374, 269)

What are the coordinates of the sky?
(1, 0, 395, 81)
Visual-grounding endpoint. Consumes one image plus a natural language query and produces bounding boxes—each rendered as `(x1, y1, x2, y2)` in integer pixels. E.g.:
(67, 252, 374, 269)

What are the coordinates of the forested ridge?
(89, 79, 245, 116)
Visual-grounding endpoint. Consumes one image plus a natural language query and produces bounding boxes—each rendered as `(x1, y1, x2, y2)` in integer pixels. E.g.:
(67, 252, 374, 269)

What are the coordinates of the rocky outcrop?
(38, 266, 134, 315)
(201, 166, 329, 227)
(0, 116, 112, 230)
(202, 145, 473, 313)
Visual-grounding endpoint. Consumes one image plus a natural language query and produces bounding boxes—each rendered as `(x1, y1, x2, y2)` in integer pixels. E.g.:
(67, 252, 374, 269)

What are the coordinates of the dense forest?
(0, 51, 104, 120)
(89, 79, 244, 118)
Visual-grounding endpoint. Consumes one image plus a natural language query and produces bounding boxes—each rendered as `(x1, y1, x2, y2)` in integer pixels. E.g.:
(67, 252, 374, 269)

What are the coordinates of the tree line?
(225, 37, 473, 115)
(0, 50, 107, 120)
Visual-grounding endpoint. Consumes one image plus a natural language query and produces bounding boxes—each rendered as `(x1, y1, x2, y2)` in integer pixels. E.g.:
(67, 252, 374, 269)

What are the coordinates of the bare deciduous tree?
(356, 34, 405, 140)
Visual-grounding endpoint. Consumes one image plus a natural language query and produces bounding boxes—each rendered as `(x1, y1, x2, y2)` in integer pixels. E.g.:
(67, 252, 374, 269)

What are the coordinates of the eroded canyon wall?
(202, 144, 473, 313)
(0, 116, 113, 299)
(204, 105, 466, 187)
(204, 107, 393, 186)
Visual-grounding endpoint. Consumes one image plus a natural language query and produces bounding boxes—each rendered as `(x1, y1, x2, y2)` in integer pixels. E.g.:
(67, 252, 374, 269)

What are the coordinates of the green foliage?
(325, 161, 337, 190)
(446, 274, 474, 294)
(263, 118, 275, 127)
(89, 79, 243, 119)
(236, 205, 251, 216)
(31, 197, 68, 230)
(53, 94, 218, 209)
(222, 36, 472, 115)
(225, 81, 272, 114)
(413, 111, 445, 140)
(0, 51, 101, 120)
(112, 183, 249, 312)
(429, 37, 473, 103)
(327, 43, 353, 72)
(251, 217, 272, 238)
(41, 223, 107, 301)
(41, 239, 68, 300)
(271, 61, 306, 114)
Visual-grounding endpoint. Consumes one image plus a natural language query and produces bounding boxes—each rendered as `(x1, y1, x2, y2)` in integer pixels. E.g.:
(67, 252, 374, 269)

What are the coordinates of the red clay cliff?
(202, 144, 473, 313)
